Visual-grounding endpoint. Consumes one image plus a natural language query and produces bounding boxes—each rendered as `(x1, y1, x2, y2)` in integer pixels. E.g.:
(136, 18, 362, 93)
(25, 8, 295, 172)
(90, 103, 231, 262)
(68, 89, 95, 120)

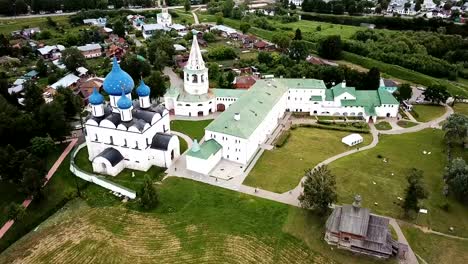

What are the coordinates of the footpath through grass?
(411, 105, 446, 123)
(244, 127, 372, 193)
(328, 129, 468, 237)
(401, 224, 468, 264)
(0, 178, 386, 264)
(170, 119, 213, 141)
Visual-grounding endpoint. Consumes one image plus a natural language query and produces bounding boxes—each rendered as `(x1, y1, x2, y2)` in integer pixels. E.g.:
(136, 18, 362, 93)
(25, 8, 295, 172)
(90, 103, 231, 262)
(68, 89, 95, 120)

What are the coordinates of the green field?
(401, 224, 468, 264)
(375, 121, 392, 131)
(0, 15, 71, 35)
(170, 119, 213, 141)
(411, 105, 446, 123)
(244, 127, 372, 193)
(0, 178, 387, 264)
(328, 129, 468, 237)
(453, 103, 468, 115)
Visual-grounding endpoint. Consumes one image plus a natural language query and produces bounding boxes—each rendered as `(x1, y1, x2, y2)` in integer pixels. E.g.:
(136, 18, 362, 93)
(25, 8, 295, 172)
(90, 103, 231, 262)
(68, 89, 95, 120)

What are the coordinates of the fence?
(69, 143, 136, 199)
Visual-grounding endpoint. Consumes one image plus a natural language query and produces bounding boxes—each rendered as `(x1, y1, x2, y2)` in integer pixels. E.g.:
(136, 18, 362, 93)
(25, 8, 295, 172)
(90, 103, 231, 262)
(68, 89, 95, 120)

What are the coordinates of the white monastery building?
(84, 57, 180, 176)
(163, 34, 399, 175)
(157, 8, 172, 27)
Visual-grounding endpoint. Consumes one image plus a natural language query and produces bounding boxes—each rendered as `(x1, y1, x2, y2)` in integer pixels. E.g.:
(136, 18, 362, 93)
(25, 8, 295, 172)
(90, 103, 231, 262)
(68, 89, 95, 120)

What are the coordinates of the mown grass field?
(328, 129, 468, 237)
(0, 15, 71, 35)
(244, 127, 372, 193)
(0, 178, 389, 264)
(453, 103, 468, 115)
(400, 224, 468, 264)
(411, 105, 446, 123)
(170, 119, 213, 141)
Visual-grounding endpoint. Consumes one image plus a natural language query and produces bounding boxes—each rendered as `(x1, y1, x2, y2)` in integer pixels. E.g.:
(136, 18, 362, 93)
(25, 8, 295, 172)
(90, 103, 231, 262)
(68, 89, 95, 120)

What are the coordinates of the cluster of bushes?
(275, 131, 291, 148)
(317, 120, 369, 129)
(241, 15, 276, 31)
(301, 14, 468, 37)
(292, 123, 370, 133)
(207, 46, 237, 60)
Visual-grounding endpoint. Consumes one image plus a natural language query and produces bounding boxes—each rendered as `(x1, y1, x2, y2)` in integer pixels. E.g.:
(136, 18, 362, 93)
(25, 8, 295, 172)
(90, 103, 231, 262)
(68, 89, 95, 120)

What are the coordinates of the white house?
(142, 24, 169, 39)
(157, 8, 172, 27)
(83, 17, 107, 27)
(289, 0, 303, 6)
(341, 134, 363, 146)
(49, 73, 80, 90)
(77, 43, 102, 58)
(84, 58, 180, 176)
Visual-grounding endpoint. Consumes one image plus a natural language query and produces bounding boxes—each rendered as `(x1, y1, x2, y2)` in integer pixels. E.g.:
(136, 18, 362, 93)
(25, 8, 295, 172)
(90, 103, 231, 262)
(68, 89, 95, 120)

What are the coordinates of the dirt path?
(0, 138, 78, 239)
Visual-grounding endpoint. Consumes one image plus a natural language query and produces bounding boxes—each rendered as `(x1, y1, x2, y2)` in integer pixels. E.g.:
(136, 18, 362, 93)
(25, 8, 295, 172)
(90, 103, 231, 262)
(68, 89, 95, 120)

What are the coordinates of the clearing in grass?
(170, 119, 213, 141)
(244, 127, 372, 193)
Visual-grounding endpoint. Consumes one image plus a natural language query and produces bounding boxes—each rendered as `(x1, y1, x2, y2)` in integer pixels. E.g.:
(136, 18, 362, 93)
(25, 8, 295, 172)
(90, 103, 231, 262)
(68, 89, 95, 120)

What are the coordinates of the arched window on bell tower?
(192, 74, 198, 83)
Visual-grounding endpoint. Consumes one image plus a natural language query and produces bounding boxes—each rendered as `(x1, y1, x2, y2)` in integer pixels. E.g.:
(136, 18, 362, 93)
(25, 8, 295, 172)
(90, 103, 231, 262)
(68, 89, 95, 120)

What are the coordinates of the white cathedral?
(84, 57, 180, 176)
(163, 36, 399, 176)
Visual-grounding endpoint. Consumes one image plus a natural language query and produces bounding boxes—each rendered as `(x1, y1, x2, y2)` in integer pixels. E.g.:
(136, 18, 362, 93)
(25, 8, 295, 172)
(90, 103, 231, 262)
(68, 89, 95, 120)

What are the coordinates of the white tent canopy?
(342, 133, 363, 146)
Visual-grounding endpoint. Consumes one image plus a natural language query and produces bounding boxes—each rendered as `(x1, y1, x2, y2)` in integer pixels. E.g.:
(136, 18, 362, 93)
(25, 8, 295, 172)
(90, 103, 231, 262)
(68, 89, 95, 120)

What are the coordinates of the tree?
(21, 166, 45, 198)
(36, 58, 48, 77)
(208, 62, 220, 81)
(30, 136, 55, 156)
(394, 83, 412, 102)
(442, 113, 468, 146)
(120, 54, 152, 82)
(61, 48, 86, 72)
(318, 35, 342, 60)
(23, 81, 45, 113)
(415, 1, 421, 11)
(38, 101, 70, 141)
(144, 71, 167, 100)
(55, 87, 82, 118)
(184, 0, 191, 12)
(299, 165, 337, 215)
(444, 158, 468, 204)
(290, 2, 297, 10)
(289, 40, 310, 61)
(147, 33, 175, 70)
(215, 12, 224, 25)
(240, 22, 251, 34)
(403, 168, 428, 215)
(6, 202, 26, 221)
(423, 85, 450, 104)
(113, 21, 125, 38)
(272, 33, 291, 51)
(138, 176, 159, 210)
(226, 71, 235, 88)
(363, 67, 380, 90)
(222, 0, 235, 17)
(203, 32, 216, 42)
(293, 28, 302, 40)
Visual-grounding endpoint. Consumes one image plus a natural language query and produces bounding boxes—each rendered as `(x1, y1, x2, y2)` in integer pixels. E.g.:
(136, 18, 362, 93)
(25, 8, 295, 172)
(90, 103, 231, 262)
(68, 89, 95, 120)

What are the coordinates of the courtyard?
(243, 127, 372, 193)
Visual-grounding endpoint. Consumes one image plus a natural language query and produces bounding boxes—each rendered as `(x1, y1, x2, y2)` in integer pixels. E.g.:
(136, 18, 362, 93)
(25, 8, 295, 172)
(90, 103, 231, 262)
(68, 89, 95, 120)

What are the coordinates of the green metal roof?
(279, 78, 326, 89)
(378, 89, 399, 104)
(331, 84, 356, 97)
(325, 89, 334, 101)
(186, 139, 222, 159)
(205, 79, 288, 139)
(165, 87, 180, 98)
(310, 96, 322, 101)
(212, 88, 246, 98)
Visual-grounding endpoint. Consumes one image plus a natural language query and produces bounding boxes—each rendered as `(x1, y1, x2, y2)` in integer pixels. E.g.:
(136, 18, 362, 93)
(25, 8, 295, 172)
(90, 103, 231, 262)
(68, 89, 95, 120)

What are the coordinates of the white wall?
(173, 98, 215, 117)
(375, 104, 399, 117)
(186, 150, 222, 175)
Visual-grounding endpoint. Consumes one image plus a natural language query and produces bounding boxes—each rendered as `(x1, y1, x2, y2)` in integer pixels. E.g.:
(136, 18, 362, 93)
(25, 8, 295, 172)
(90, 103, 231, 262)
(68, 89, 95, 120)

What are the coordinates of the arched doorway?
(171, 149, 174, 160)
(386, 113, 391, 117)
(101, 163, 107, 173)
(198, 111, 203, 116)
(368, 116, 374, 123)
(217, 103, 225, 112)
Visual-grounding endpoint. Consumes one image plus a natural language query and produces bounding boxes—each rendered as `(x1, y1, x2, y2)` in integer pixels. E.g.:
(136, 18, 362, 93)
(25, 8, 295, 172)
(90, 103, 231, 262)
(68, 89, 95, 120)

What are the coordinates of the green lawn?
(244, 127, 372, 193)
(0, 178, 386, 264)
(401, 224, 468, 264)
(411, 105, 446, 123)
(328, 129, 468, 237)
(179, 135, 188, 153)
(453, 103, 468, 115)
(397, 120, 418, 128)
(0, 15, 70, 35)
(375, 121, 392, 131)
(170, 119, 213, 141)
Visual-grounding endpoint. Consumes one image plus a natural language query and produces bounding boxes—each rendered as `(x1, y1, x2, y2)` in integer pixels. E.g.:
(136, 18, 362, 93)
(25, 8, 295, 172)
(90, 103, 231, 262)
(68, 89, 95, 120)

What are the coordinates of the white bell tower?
(184, 35, 209, 95)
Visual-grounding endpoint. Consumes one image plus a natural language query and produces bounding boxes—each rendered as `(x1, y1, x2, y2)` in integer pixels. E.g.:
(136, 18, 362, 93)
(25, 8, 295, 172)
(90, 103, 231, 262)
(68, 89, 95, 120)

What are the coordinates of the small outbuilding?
(342, 133, 363, 146)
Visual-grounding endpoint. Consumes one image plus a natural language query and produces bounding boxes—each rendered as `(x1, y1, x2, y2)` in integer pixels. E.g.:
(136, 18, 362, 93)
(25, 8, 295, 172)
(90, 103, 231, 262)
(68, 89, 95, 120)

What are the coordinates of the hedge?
(291, 123, 370, 133)
(275, 130, 291, 148)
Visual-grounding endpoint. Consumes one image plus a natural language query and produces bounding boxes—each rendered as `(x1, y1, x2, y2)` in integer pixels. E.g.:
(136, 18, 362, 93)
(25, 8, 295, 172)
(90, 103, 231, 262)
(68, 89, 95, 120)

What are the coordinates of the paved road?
(163, 66, 183, 89)
(0, 138, 78, 239)
(389, 218, 419, 264)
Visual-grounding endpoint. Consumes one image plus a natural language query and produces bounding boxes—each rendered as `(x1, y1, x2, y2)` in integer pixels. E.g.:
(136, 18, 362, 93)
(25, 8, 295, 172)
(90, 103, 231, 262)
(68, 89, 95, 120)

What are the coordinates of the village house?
(127, 14, 145, 30)
(106, 44, 126, 59)
(233, 75, 258, 89)
(37, 45, 65, 60)
(142, 24, 170, 39)
(210, 25, 238, 39)
(83, 17, 107, 27)
(77, 43, 102, 59)
(325, 195, 408, 259)
(48, 73, 81, 90)
(11, 27, 41, 38)
(74, 77, 104, 104)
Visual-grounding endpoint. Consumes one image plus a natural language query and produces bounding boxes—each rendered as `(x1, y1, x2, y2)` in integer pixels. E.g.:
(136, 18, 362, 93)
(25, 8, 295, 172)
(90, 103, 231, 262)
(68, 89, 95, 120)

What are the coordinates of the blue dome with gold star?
(103, 57, 134, 96)
(89, 87, 104, 105)
(136, 79, 151, 97)
(117, 90, 132, 109)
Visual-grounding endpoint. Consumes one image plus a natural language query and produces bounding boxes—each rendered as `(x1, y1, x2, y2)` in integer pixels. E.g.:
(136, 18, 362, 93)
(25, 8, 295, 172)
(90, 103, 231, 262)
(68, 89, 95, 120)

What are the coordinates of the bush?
(275, 130, 291, 148)
(293, 123, 370, 133)
(207, 46, 237, 60)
